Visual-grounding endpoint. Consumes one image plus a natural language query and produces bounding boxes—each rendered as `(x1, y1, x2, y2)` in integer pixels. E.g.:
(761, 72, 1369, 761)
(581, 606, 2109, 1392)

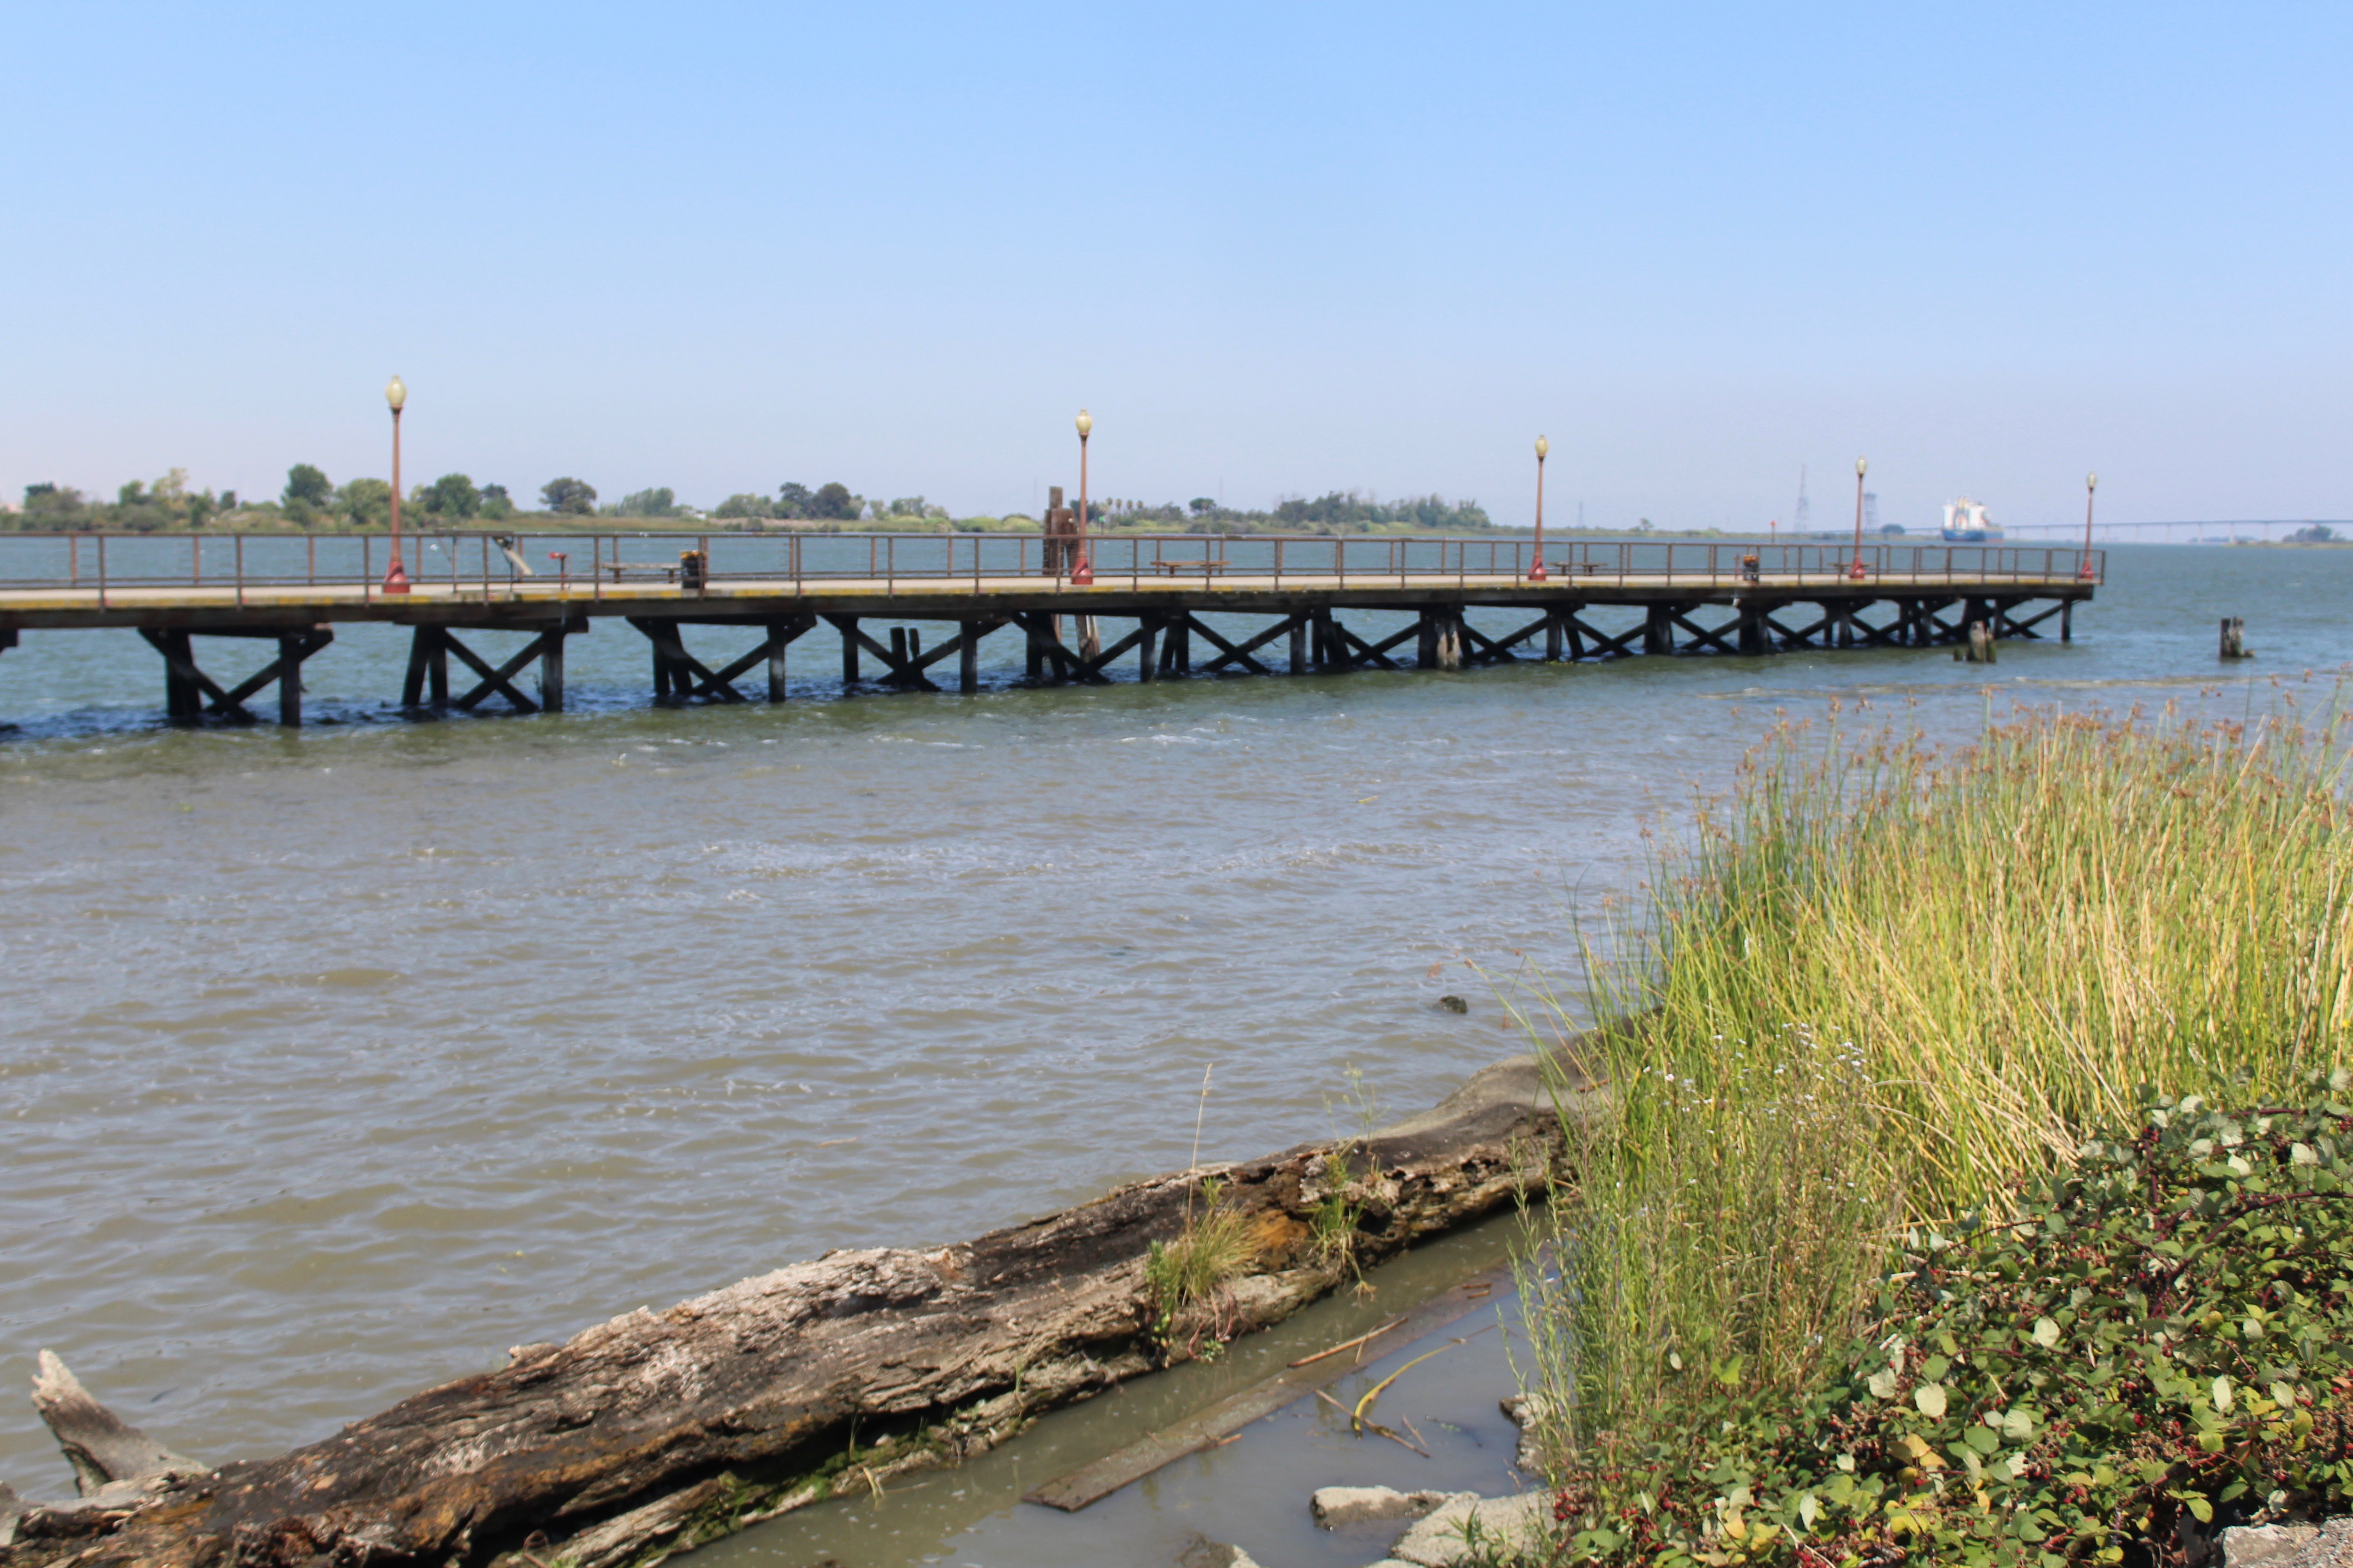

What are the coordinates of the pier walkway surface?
(0, 532, 2100, 725)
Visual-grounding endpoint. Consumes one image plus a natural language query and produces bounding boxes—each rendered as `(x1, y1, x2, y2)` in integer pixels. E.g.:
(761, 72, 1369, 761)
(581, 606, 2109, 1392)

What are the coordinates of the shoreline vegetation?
(1512, 693, 2353, 1565)
(4, 472, 1513, 538)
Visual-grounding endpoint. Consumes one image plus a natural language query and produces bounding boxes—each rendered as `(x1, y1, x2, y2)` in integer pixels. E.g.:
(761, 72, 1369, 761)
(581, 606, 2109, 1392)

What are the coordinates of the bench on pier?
(1148, 560, 1228, 576)
(604, 562, 683, 583)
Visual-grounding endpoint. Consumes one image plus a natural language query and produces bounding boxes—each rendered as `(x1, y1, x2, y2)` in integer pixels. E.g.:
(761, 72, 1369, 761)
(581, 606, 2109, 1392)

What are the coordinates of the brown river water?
(1, 543, 2345, 1560)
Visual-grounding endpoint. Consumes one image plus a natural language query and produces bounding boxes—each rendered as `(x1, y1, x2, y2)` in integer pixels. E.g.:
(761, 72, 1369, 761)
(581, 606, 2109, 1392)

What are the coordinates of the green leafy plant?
(1547, 1081, 2353, 1565)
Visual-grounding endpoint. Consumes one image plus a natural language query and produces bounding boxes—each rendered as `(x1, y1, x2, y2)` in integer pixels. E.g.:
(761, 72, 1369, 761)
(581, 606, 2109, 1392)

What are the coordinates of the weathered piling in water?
(2221, 615, 2249, 660)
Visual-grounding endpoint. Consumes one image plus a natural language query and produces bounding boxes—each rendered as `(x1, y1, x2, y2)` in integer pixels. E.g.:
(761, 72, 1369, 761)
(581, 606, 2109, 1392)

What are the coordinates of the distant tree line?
(712, 481, 868, 521)
(9, 471, 1495, 535)
(1094, 490, 1494, 535)
(8, 472, 232, 532)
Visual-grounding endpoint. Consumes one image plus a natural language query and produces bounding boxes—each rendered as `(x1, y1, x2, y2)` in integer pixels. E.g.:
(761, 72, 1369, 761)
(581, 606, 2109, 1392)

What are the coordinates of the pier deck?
(0, 531, 2100, 724)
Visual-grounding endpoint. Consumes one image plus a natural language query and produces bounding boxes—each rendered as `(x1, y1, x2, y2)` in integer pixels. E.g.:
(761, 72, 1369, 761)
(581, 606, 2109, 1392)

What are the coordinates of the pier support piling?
(143, 625, 334, 727)
(401, 627, 450, 710)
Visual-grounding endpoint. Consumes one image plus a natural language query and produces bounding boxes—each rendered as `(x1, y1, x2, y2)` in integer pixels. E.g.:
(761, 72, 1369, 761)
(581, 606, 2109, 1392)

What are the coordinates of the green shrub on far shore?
(1546, 1082, 2353, 1565)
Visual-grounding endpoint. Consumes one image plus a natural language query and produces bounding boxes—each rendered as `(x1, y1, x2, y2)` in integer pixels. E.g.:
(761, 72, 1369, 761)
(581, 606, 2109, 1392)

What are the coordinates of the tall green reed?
(1521, 692, 2353, 1469)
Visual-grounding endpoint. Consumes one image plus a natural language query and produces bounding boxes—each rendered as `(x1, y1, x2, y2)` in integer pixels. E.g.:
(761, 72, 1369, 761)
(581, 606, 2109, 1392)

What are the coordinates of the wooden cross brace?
(1915, 600, 1967, 645)
(1197, 612, 1307, 675)
(1562, 610, 1641, 658)
(1458, 612, 1553, 664)
(632, 615, 815, 702)
(139, 626, 334, 726)
(1321, 618, 1413, 671)
(1768, 609, 1834, 647)
(822, 615, 1005, 691)
(441, 628, 564, 712)
(1163, 612, 1272, 676)
(1842, 607, 1908, 647)
(1010, 612, 1090, 683)
(1667, 611, 1739, 654)
(2003, 599, 2066, 639)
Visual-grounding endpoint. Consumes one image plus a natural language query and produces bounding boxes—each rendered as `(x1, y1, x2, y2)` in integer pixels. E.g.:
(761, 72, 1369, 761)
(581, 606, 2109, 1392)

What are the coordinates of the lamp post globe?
(1528, 435, 1550, 582)
(1848, 456, 1869, 580)
(383, 375, 412, 595)
(1071, 409, 1094, 585)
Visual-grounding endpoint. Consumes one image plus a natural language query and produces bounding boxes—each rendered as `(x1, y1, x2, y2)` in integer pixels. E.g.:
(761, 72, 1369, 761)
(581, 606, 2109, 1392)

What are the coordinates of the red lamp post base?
(1527, 560, 1548, 582)
(1847, 559, 1868, 582)
(384, 559, 412, 595)
(1071, 554, 1094, 586)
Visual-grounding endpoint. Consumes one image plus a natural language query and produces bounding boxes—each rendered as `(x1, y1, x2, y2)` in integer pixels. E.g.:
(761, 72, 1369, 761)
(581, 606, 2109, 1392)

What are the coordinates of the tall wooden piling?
(273, 636, 300, 726)
(2220, 616, 2247, 660)
(539, 630, 566, 711)
(766, 618, 790, 701)
(162, 630, 199, 722)
(1138, 615, 1160, 682)
(840, 617, 859, 687)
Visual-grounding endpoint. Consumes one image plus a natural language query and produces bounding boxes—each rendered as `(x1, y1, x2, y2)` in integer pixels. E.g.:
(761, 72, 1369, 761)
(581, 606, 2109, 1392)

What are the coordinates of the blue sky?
(3, 1, 2348, 531)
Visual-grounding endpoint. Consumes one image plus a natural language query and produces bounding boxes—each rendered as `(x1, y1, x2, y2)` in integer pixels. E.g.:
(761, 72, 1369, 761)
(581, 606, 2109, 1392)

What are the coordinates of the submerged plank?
(1023, 1259, 1514, 1511)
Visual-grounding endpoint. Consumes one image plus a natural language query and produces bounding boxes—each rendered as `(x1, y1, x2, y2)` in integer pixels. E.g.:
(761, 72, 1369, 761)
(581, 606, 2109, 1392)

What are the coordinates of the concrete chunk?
(1389, 1491, 1553, 1568)
(2222, 1520, 2353, 1568)
(1310, 1485, 1464, 1528)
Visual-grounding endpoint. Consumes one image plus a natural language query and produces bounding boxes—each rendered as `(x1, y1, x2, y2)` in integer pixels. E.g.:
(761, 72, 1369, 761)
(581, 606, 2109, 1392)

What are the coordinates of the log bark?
(2, 1052, 1590, 1568)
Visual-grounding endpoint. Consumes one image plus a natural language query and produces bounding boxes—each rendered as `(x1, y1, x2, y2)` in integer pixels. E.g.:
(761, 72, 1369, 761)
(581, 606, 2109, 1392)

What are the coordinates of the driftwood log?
(1, 1051, 1590, 1568)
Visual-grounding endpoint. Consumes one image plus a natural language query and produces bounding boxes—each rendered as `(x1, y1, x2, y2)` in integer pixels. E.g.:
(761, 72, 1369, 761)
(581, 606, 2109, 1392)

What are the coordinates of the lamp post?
(1528, 435, 1550, 582)
(2080, 472, 2098, 579)
(1072, 408, 1094, 585)
(1848, 456, 1868, 580)
(384, 375, 411, 595)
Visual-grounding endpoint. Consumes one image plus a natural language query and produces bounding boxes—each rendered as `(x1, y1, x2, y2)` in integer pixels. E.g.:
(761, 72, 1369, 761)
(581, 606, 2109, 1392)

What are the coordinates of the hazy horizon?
(5, 3, 2348, 537)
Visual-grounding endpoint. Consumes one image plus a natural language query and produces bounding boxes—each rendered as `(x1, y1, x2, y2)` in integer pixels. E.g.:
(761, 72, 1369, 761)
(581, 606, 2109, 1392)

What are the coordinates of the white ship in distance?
(1941, 497, 2003, 542)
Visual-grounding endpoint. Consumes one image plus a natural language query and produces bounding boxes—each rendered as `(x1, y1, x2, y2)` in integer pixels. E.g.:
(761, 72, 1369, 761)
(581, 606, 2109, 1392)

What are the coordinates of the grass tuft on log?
(1515, 692, 2353, 1560)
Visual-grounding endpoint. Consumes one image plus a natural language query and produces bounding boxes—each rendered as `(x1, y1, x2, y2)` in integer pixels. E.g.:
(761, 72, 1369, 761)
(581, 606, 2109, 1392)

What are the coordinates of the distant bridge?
(2002, 519, 2344, 543)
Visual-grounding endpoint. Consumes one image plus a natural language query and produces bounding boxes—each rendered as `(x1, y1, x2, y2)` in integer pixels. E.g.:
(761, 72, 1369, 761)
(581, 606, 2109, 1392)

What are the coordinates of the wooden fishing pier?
(0, 530, 2101, 725)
